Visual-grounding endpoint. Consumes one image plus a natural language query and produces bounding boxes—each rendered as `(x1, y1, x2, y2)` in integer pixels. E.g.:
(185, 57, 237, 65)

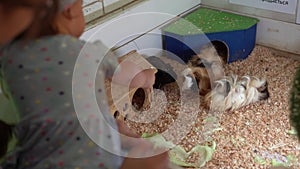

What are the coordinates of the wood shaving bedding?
(125, 45, 300, 169)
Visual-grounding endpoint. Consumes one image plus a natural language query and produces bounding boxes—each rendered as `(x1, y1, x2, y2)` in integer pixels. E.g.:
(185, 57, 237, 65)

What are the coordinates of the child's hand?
(116, 120, 140, 138)
(120, 139, 170, 169)
(116, 119, 141, 150)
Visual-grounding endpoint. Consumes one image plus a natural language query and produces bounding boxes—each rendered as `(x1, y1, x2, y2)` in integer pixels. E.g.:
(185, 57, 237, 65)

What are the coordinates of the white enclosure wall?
(80, 0, 201, 56)
(81, 0, 300, 56)
(201, 0, 300, 55)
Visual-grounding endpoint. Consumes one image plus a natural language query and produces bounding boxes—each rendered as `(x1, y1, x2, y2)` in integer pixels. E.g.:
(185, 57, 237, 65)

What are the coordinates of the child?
(0, 0, 169, 168)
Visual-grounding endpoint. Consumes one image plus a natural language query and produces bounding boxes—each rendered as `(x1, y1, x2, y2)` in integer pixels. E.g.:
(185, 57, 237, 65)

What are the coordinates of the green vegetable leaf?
(188, 141, 216, 167)
(141, 133, 216, 168)
(254, 155, 267, 165)
(141, 133, 175, 149)
(286, 127, 297, 135)
(169, 146, 194, 167)
(271, 159, 287, 167)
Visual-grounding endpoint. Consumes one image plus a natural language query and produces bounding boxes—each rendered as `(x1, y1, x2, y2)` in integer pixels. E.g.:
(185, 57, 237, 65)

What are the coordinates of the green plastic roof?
(162, 7, 259, 35)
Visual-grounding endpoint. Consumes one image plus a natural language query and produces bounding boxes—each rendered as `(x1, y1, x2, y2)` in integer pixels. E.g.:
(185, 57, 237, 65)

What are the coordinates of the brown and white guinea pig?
(181, 67, 210, 95)
(205, 75, 269, 112)
(181, 44, 225, 95)
(240, 76, 270, 105)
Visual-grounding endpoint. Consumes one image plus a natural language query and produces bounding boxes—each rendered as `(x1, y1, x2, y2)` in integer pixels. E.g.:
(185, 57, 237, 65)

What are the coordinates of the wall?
(81, 0, 300, 56)
(201, 0, 300, 55)
(80, 0, 201, 56)
(256, 17, 300, 55)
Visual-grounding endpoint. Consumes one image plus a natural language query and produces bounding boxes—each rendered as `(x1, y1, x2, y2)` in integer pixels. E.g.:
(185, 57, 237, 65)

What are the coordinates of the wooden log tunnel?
(105, 50, 158, 121)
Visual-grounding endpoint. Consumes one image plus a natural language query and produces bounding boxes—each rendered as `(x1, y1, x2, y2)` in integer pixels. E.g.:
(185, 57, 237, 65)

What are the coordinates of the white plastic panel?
(103, 0, 118, 6)
(83, 1, 104, 23)
(82, 0, 137, 23)
(81, 0, 200, 45)
(103, 0, 135, 13)
(132, 29, 164, 57)
(113, 41, 139, 56)
(82, 12, 175, 48)
(256, 17, 300, 54)
(83, 0, 98, 7)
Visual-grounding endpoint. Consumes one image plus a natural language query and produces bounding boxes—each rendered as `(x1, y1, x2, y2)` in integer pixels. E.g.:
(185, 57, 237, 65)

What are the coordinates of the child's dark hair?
(27, 0, 60, 38)
(8, 0, 60, 41)
(0, 120, 14, 158)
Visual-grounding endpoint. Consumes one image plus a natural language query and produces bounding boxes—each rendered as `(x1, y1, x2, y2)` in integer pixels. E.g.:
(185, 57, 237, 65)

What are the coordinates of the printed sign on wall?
(229, 0, 297, 14)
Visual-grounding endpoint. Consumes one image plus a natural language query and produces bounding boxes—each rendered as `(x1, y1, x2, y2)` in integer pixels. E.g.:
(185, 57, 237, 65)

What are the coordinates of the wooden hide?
(105, 50, 157, 121)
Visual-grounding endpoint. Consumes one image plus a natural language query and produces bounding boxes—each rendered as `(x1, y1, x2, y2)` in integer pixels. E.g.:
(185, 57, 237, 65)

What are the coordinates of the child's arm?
(120, 152, 170, 169)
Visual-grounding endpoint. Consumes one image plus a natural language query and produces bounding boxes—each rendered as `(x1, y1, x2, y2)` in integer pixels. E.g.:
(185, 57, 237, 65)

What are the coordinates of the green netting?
(163, 7, 259, 35)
